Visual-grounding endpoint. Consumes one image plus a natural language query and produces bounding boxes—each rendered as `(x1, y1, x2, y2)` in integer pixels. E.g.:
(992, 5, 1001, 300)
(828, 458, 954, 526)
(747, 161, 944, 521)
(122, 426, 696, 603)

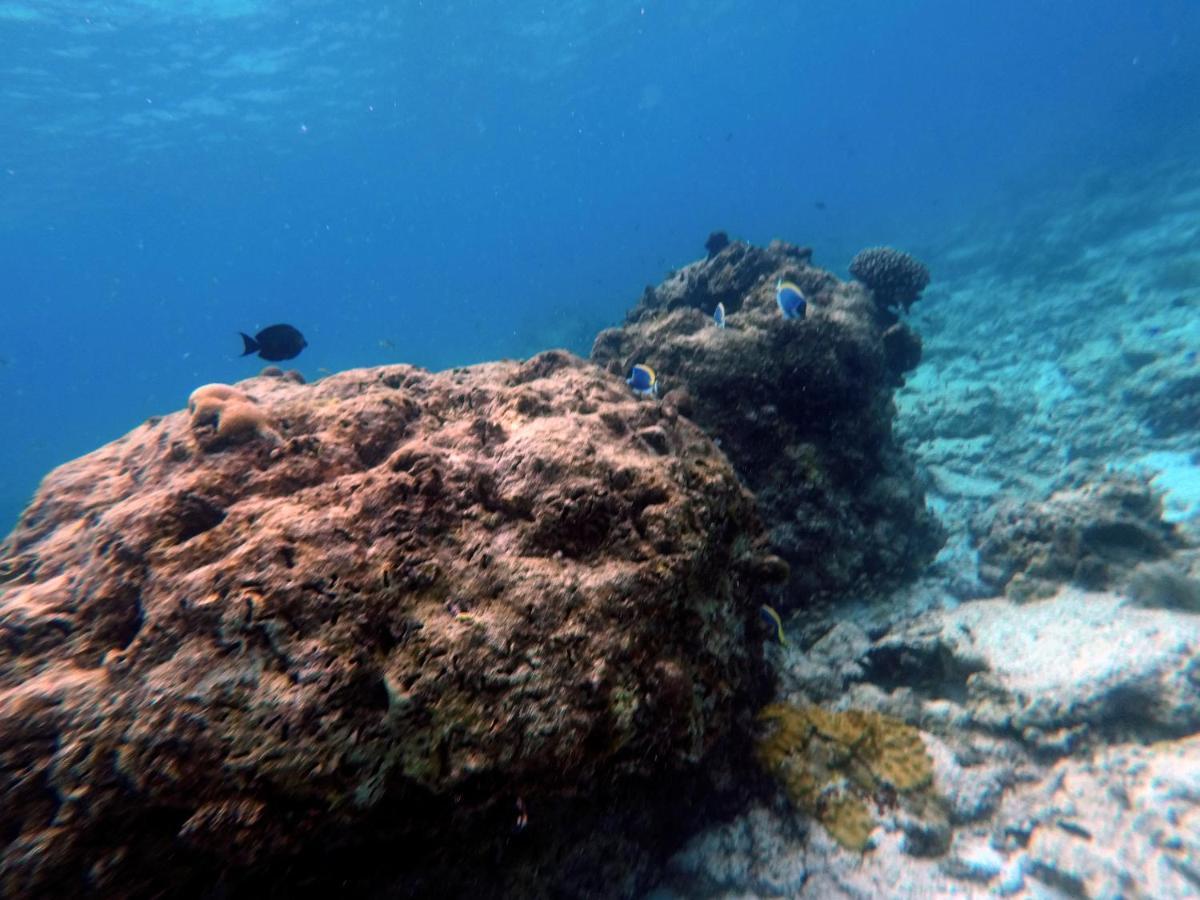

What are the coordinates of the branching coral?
(848, 246, 931, 315)
(756, 703, 936, 851)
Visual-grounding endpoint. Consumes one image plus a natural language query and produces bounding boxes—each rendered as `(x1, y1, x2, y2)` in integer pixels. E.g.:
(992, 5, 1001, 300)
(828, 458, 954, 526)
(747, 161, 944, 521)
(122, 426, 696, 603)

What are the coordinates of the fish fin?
(239, 333, 259, 356)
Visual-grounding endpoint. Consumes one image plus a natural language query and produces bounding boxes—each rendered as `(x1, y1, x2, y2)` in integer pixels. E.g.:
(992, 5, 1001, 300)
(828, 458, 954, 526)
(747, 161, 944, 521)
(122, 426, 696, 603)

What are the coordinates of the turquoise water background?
(2, 1, 1198, 531)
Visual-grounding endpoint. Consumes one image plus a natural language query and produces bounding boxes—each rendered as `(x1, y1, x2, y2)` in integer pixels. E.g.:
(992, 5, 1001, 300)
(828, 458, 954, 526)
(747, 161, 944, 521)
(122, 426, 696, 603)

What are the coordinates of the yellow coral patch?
(819, 792, 874, 852)
(756, 703, 937, 852)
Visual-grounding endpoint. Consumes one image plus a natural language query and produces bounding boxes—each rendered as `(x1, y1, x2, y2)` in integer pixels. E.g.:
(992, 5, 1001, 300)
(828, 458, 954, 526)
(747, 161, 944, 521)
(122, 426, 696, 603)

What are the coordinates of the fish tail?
(239, 333, 259, 356)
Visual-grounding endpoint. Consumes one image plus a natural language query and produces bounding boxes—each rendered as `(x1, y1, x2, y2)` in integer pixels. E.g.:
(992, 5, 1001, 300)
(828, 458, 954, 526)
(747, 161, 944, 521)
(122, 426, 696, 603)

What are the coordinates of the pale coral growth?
(186, 383, 276, 448)
(188, 383, 247, 415)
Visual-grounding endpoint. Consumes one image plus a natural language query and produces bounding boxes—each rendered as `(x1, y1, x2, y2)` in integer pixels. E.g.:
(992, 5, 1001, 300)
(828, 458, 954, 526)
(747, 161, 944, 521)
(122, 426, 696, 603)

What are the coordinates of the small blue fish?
(759, 604, 789, 646)
(776, 279, 807, 320)
(627, 363, 658, 397)
(714, 302, 726, 328)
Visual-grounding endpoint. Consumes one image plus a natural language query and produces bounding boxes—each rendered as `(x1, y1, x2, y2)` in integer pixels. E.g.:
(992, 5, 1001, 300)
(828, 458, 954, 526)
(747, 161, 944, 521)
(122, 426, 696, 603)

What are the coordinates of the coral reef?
(972, 471, 1182, 600)
(592, 239, 943, 609)
(258, 365, 305, 384)
(755, 704, 938, 852)
(665, 582, 1200, 898)
(848, 246, 931, 317)
(627, 238, 810, 322)
(0, 351, 785, 898)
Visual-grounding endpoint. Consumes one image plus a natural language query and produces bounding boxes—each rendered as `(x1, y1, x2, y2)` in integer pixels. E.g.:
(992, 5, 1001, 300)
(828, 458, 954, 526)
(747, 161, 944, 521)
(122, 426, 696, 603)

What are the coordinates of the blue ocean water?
(2, 0, 1198, 532)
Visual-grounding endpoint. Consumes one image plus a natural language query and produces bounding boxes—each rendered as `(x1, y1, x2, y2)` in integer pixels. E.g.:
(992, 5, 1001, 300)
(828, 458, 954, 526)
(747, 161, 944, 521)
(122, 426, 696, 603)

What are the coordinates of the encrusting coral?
(187, 382, 276, 447)
(213, 398, 270, 443)
(756, 703, 936, 852)
(187, 382, 245, 416)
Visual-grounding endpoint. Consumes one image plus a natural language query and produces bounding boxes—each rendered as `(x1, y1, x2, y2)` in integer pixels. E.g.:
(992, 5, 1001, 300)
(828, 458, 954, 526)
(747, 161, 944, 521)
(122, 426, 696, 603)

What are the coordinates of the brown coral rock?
(211, 398, 272, 444)
(0, 352, 780, 898)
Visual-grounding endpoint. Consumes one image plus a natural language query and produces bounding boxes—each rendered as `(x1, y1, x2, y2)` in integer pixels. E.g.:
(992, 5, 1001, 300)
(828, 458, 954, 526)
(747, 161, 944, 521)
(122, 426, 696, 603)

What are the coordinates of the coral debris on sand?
(660, 584, 1200, 900)
(592, 239, 944, 610)
(0, 351, 785, 899)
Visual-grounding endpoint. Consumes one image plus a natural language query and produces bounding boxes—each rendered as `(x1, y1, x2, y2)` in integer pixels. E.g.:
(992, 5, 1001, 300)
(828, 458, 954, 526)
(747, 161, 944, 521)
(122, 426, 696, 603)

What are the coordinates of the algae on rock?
(756, 703, 938, 852)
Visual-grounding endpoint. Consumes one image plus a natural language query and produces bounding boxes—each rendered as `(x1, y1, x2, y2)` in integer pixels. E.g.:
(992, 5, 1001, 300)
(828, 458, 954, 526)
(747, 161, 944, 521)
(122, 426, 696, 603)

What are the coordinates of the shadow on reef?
(592, 238, 944, 611)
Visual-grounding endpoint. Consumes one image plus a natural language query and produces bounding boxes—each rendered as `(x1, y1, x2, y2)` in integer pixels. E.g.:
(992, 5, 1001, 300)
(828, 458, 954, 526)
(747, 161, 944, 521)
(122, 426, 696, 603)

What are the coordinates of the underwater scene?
(2, 1, 1200, 897)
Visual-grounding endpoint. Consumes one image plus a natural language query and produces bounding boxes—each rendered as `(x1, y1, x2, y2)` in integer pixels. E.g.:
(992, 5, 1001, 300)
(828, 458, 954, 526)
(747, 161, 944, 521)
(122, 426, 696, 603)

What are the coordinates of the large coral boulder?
(0, 352, 783, 898)
(592, 240, 944, 609)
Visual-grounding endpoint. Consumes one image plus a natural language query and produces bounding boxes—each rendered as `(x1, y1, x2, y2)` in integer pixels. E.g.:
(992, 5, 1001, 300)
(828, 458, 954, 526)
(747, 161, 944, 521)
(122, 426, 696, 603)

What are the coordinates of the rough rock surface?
(972, 472, 1184, 600)
(1125, 364, 1200, 438)
(866, 589, 1200, 749)
(592, 240, 944, 610)
(991, 736, 1200, 899)
(658, 587, 1200, 898)
(661, 731, 1200, 900)
(0, 352, 785, 899)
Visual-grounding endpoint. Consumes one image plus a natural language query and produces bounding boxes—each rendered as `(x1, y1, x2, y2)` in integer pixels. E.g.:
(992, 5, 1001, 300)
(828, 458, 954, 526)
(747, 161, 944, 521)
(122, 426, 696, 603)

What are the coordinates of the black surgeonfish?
(239, 324, 307, 361)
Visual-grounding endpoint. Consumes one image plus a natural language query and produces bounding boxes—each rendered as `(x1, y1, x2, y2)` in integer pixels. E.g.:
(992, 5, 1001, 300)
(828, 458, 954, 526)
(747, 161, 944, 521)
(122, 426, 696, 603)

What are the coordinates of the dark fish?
(239, 324, 307, 362)
(1055, 819, 1092, 840)
(704, 230, 730, 259)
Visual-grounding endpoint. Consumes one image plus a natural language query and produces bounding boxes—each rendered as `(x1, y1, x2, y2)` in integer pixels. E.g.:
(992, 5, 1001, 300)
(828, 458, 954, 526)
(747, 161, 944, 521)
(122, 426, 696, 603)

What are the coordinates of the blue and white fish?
(713, 302, 726, 328)
(775, 279, 807, 320)
(627, 363, 658, 397)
